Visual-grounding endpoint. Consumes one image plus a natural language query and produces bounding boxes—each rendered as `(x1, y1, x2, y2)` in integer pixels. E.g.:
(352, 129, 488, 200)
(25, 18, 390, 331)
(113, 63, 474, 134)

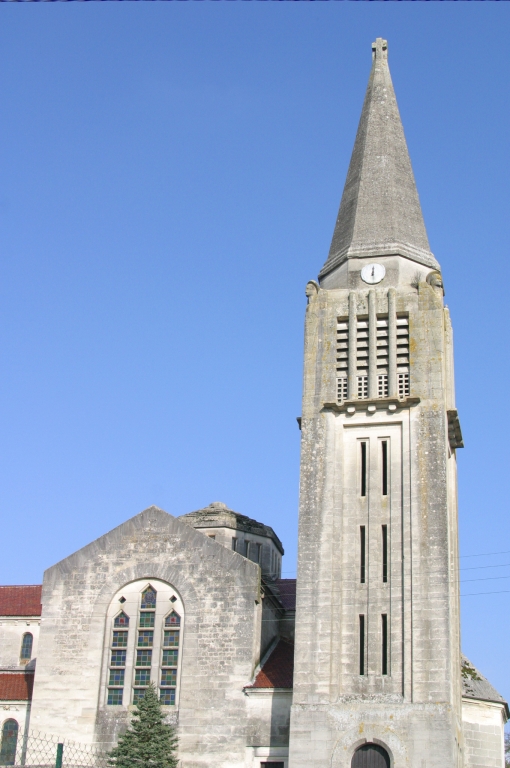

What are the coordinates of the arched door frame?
(350, 741, 392, 768)
(331, 730, 402, 768)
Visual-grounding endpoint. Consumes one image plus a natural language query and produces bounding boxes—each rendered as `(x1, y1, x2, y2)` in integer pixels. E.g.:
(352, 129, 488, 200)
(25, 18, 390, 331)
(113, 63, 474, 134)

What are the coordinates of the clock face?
(361, 263, 386, 285)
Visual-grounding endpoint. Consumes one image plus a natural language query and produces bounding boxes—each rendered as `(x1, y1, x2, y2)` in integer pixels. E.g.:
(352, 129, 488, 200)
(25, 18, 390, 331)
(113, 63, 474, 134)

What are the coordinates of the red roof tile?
(0, 673, 34, 701)
(275, 579, 296, 611)
(251, 640, 294, 689)
(0, 586, 42, 617)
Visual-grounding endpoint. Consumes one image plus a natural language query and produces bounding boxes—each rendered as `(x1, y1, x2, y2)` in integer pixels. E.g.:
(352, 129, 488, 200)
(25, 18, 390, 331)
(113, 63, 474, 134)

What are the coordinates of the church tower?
(289, 39, 463, 768)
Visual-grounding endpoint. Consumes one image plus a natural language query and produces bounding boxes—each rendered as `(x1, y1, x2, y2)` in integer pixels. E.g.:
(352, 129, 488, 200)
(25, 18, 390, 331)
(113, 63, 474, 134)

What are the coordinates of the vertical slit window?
(382, 525, 388, 583)
(161, 612, 180, 706)
(108, 612, 129, 705)
(360, 442, 367, 497)
(360, 526, 366, 584)
(134, 587, 157, 703)
(359, 615, 365, 676)
(381, 441, 388, 496)
(382, 614, 388, 675)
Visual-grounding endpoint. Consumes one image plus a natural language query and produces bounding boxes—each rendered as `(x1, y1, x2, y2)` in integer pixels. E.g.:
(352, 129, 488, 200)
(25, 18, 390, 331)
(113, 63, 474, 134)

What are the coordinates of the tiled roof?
(0, 673, 34, 701)
(275, 579, 296, 611)
(250, 640, 294, 689)
(461, 656, 509, 714)
(0, 586, 42, 616)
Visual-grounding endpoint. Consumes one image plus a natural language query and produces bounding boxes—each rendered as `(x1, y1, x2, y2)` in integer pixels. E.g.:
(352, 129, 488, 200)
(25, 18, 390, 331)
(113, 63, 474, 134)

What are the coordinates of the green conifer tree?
(108, 684, 178, 768)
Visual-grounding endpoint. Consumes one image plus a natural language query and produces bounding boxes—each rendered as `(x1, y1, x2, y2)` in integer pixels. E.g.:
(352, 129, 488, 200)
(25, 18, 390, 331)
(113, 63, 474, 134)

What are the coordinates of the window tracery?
(104, 580, 183, 708)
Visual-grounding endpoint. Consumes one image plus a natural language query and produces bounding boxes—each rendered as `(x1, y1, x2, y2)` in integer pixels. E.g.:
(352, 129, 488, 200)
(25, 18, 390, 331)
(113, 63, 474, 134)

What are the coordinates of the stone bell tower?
(289, 39, 463, 768)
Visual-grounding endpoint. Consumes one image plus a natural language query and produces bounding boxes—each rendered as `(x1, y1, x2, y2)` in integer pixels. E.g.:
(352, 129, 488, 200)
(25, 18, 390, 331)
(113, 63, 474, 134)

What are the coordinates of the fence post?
(55, 742, 64, 768)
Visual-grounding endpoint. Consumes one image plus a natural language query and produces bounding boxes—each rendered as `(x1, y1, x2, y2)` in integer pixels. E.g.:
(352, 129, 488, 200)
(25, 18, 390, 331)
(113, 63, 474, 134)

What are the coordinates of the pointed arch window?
(104, 581, 183, 708)
(108, 612, 130, 705)
(20, 632, 33, 663)
(165, 611, 181, 627)
(141, 586, 157, 609)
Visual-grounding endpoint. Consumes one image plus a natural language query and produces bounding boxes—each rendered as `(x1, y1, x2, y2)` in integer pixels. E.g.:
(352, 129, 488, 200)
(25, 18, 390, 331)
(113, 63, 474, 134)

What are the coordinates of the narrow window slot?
(359, 615, 365, 676)
(360, 442, 367, 497)
(382, 525, 388, 583)
(381, 440, 388, 496)
(360, 526, 366, 584)
(382, 614, 388, 675)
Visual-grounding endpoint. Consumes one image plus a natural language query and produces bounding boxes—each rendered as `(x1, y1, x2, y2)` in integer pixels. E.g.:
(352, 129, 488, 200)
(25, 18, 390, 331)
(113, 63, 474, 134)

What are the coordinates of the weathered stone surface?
(30, 506, 264, 766)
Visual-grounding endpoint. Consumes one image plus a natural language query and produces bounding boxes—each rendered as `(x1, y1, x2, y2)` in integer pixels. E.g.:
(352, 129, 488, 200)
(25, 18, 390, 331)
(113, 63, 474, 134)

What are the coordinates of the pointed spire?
(319, 38, 439, 281)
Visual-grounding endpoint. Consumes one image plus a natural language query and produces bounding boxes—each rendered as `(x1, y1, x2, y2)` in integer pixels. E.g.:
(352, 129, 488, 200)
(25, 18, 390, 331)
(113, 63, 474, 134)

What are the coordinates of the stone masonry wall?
(30, 507, 263, 768)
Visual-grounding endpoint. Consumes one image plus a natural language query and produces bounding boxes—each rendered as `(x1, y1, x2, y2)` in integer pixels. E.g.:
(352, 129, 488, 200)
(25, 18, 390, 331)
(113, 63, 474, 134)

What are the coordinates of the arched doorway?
(0, 720, 19, 766)
(351, 743, 390, 768)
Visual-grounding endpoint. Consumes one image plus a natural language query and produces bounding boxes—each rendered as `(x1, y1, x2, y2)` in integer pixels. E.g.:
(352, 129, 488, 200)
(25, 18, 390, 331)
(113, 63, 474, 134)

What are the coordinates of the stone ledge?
(323, 397, 420, 414)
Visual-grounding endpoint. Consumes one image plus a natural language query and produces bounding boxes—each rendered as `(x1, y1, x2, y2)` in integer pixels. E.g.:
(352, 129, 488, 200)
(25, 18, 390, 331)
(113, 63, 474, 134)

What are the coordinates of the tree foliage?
(108, 684, 178, 768)
(505, 732, 510, 768)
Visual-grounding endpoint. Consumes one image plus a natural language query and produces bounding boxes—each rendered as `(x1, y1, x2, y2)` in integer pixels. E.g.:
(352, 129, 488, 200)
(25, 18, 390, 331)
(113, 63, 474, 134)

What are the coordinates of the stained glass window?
(137, 630, 154, 647)
(136, 649, 152, 667)
(133, 689, 147, 703)
(108, 609, 128, 705)
(110, 650, 126, 667)
(159, 689, 175, 706)
(160, 669, 177, 686)
(162, 649, 179, 667)
(112, 632, 128, 648)
(141, 586, 157, 609)
(163, 630, 179, 647)
(0, 720, 18, 766)
(114, 612, 129, 628)
(106, 582, 182, 709)
(107, 690, 123, 706)
(109, 669, 125, 686)
(134, 669, 151, 686)
(20, 633, 33, 662)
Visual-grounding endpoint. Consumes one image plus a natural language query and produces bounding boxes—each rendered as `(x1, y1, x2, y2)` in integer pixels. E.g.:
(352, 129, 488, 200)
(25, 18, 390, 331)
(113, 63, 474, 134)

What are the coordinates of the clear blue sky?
(1, 4, 510, 703)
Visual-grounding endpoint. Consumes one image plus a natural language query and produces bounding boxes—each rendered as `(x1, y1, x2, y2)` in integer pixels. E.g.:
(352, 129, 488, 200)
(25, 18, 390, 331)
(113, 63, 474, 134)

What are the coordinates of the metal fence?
(1, 730, 109, 768)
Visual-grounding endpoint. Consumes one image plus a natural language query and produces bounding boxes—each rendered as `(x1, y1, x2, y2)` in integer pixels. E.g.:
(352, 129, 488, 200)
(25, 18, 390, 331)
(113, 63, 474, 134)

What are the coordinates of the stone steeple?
(319, 38, 439, 282)
(290, 38, 464, 768)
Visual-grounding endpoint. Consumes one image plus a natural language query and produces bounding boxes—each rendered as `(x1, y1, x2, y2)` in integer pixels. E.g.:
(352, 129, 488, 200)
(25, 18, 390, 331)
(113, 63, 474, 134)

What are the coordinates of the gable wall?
(29, 507, 263, 768)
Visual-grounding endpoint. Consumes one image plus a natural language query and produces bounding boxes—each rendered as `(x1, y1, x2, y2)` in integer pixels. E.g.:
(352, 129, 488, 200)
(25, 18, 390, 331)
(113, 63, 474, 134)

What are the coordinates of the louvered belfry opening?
(356, 317, 369, 399)
(396, 315, 410, 398)
(336, 305, 409, 403)
(376, 316, 389, 397)
(336, 319, 349, 403)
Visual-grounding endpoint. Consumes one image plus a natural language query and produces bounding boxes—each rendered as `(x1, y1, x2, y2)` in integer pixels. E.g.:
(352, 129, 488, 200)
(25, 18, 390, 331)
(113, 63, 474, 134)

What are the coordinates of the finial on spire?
(371, 38, 388, 62)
